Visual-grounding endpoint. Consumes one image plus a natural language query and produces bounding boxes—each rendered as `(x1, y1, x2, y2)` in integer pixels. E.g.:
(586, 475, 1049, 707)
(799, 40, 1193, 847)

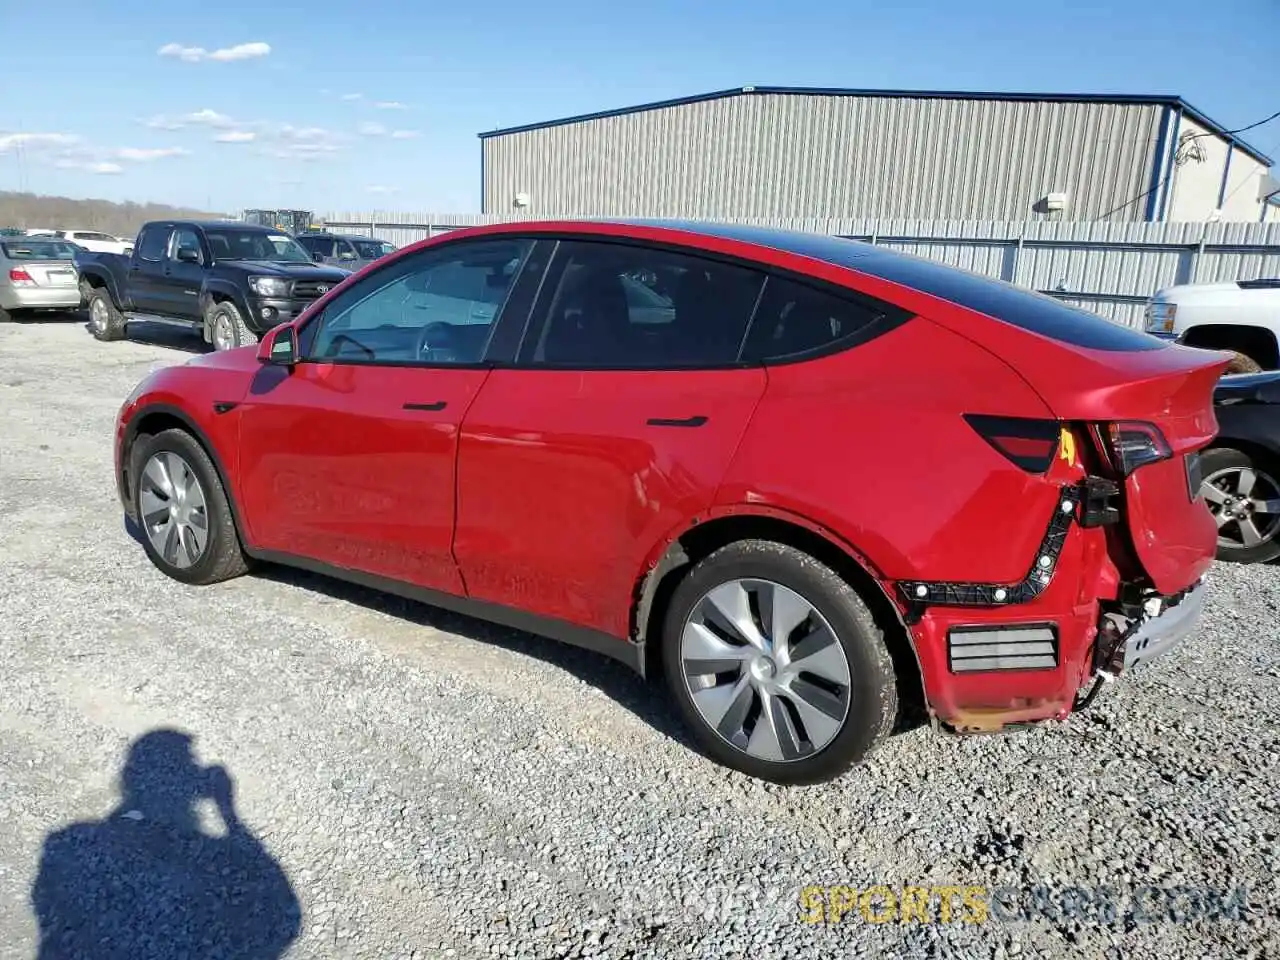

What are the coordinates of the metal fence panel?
(321, 212, 1280, 329)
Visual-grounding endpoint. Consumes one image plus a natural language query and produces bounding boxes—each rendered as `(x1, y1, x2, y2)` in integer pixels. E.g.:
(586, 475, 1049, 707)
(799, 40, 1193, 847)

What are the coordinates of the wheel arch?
(198, 283, 251, 342)
(1181, 323, 1279, 369)
(631, 507, 925, 721)
(122, 403, 250, 545)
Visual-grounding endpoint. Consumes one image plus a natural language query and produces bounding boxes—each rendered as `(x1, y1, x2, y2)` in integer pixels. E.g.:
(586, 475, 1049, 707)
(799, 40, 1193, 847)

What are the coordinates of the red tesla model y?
(114, 220, 1227, 783)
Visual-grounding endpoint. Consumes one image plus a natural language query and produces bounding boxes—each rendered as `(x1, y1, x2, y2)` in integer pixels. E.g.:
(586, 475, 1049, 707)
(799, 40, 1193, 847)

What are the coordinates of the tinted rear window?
(2, 240, 76, 260)
(661, 222, 1164, 353)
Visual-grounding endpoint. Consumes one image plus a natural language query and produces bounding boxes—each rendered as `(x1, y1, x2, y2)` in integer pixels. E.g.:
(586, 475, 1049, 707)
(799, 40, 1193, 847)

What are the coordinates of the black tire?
(87, 286, 126, 341)
(0, 305, 13, 323)
(1199, 446, 1280, 564)
(207, 301, 259, 351)
(661, 540, 898, 785)
(130, 428, 250, 585)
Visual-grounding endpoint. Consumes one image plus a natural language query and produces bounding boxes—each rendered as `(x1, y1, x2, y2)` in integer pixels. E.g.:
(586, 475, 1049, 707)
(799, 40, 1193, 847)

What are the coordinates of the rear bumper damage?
(899, 480, 1210, 735)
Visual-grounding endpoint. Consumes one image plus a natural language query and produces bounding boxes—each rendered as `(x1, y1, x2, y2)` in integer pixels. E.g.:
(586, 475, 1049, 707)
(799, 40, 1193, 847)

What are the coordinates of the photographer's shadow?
(31, 728, 300, 960)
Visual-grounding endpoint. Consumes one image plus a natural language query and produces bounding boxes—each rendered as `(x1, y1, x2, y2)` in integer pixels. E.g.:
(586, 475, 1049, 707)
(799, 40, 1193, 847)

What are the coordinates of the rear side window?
(136, 226, 169, 262)
(298, 236, 334, 258)
(683, 224, 1165, 352)
(742, 275, 908, 362)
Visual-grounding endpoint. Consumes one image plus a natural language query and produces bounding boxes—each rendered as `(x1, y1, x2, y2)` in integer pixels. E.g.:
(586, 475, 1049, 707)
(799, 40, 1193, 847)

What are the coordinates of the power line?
(1095, 106, 1279, 222)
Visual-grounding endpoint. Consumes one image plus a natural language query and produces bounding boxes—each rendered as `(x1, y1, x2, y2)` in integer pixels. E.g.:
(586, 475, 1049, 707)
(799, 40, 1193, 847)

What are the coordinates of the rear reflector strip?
(898, 486, 1079, 610)
(963, 414, 1061, 473)
(948, 625, 1059, 672)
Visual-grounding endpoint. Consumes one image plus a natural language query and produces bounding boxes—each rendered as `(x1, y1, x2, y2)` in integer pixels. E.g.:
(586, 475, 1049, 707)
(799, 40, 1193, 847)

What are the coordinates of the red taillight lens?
(964, 414, 1061, 472)
(1100, 421, 1172, 476)
(8, 267, 34, 286)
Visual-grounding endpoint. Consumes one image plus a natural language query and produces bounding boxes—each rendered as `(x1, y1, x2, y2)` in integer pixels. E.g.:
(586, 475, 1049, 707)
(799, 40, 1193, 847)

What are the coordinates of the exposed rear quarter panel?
(718, 317, 1063, 584)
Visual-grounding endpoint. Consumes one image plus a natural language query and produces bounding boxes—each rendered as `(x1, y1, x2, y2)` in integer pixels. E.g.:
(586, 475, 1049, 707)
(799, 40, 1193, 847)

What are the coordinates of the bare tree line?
(0, 191, 228, 238)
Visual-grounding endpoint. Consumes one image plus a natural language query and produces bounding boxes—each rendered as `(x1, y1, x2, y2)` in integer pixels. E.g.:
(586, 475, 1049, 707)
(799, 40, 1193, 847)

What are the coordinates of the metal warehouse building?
(479, 87, 1277, 223)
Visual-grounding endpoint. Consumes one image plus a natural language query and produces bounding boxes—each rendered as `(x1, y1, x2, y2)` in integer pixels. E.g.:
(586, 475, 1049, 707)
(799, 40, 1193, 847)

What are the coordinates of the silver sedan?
(0, 237, 83, 321)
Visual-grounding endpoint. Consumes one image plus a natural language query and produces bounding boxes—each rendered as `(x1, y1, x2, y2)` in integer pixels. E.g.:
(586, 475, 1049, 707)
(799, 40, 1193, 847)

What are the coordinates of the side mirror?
(313, 251, 325, 262)
(176, 246, 200, 263)
(257, 323, 298, 366)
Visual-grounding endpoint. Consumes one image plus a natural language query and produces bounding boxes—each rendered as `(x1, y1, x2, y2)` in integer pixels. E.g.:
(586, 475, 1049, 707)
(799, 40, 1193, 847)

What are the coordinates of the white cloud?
(116, 146, 189, 161)
(54, 155, 124, 175)
(0, 132, 79, 153)
(390, 129, 420, 140)
(373, 101, 406, 110)
(366, 185, 398, 194)
(142, 108, 235, 131)
(158, 41, 271, 63)
(215, 130, 256, 143)
(358, 122, 387, 137)
(339, 93, 363, 101)
(142, 115, 185, 130)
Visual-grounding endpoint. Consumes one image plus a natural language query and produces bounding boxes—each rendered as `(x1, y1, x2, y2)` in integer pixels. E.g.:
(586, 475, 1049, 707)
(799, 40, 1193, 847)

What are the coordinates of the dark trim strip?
(647, 415, 707, 428)
(212, 401, 239, 414)
(245, 549, 647, 677)
(403, 401, 447, 412)
(897, 485, 1081, 612)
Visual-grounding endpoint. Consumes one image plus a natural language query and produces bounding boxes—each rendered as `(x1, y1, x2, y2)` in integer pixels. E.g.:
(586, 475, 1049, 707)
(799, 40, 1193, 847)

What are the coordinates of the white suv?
(1145, 279, 1280, 372)
(38, 230, 134, 256)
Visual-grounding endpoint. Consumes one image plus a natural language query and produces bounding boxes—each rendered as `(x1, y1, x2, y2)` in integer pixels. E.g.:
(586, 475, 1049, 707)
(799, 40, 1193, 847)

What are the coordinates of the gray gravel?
(1, 317, 1279, 960)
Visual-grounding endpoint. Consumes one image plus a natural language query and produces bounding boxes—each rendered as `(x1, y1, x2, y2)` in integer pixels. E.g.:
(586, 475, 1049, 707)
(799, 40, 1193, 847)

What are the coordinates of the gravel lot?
(1, 317, 1278, 960)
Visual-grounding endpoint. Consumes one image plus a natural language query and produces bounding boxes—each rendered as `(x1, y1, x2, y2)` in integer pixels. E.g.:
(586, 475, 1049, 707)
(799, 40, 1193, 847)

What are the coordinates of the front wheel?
(661, 540, 898, 784)
(207, 301, 259, 351)
(1200, 447, 1280, 564)
(130, 428, 250, 585)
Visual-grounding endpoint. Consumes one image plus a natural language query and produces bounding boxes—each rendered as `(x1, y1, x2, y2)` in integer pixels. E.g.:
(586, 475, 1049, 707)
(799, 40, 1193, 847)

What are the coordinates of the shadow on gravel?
(73, 315, 211, 355)
(255, 564, 703, 750)
(31, 728, 300, 960)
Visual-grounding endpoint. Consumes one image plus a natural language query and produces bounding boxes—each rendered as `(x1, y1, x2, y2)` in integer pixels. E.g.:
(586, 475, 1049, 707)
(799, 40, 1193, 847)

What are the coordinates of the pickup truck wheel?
(661, 540, 897, 785)
(87, 288, 126, 342)
(208, 302, 259, 351)
(1200, 447, 1280, 564)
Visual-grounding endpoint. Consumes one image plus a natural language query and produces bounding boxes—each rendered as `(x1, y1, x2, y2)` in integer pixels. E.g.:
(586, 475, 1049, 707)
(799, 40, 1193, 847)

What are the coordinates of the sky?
(1, 0, 1277, 216)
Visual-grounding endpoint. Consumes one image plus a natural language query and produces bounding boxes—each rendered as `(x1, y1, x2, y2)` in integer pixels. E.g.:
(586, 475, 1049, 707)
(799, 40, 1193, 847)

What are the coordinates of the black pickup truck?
(77, 220, 352, 350)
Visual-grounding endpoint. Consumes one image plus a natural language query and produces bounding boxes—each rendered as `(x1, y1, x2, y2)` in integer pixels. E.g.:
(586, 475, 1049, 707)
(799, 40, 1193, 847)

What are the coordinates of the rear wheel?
(87, 287, 126, 341)
(1200, 447, 1280, 564)
(0, 305, 13, 323)
(130, 428, 250, 585)
(661, 540, 897, 784)
(207, 301, 258, 351)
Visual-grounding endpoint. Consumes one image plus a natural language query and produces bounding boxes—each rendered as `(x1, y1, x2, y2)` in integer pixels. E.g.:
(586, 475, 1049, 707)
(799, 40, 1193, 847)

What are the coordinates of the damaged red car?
(114, 220, 1227, 783)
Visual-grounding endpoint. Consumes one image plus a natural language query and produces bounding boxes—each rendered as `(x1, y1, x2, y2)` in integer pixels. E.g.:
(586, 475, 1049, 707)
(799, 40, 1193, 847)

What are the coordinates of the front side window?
(523, 240, 764, 368)
(168, 228, 202, 262)
(351, 239, 395, 260)
(306, 238, 532, 365)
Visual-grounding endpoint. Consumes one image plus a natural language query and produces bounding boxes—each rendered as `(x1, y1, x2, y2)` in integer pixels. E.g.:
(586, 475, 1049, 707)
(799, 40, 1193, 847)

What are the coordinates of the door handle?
(403, 401, 448, 412)
(646, 415, 708, 428)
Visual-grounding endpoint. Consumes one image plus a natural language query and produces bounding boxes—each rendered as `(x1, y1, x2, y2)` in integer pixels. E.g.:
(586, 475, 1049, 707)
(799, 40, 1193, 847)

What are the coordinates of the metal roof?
(477, 86, 1274, 167)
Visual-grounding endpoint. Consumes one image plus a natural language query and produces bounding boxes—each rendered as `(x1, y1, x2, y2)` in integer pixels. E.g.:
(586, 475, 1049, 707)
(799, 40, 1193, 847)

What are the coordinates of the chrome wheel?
(139, 451, 210, 569)
(680, 578, 851, 763)
(89, 297, 108, 335)
(211, 313, 236, 351)
(1202, 466, 1280, 551)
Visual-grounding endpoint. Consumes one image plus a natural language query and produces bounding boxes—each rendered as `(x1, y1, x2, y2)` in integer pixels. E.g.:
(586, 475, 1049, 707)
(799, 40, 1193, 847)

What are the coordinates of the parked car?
(1200, 371, 1280, 563)
(78, 220, 351, 350)
(295, 231, 397, 270)
(0, 235, 82, 321)
(114, 220, 1227, 784)
(1145, 278, 1280, 373)
(38, 229, 134, 256)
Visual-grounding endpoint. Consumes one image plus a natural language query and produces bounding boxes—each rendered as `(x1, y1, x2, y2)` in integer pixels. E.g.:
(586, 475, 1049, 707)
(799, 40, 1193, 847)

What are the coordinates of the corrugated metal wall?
(479, 93, 1165, 221)
(320, 212, 1280, 330)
